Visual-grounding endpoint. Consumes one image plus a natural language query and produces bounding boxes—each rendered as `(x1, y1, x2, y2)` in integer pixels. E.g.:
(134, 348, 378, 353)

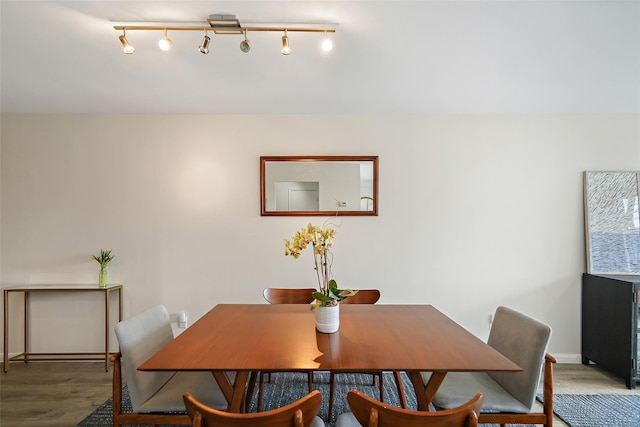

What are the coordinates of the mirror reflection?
(260, 156, 378, 216)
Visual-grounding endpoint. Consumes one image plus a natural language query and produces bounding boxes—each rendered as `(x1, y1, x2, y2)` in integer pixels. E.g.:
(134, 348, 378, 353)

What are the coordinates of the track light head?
(199, 34, 211, 54)
(240, 29, 251, 53)
(322, 31, 333, 52)
(281, 30, 291, 55)
(118, 30, 135, 55)
(158, 29, 172, 51)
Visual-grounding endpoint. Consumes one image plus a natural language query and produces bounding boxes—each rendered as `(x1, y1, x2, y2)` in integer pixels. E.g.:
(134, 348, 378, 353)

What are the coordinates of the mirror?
(260, 156, 378, 216)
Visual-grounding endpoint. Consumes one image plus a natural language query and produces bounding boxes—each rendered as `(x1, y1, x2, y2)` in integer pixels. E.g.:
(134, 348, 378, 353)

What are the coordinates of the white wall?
(2, 113, 639, 361)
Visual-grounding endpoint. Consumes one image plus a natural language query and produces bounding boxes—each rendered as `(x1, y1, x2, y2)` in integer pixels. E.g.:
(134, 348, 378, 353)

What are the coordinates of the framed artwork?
(584, 171, 640, 274)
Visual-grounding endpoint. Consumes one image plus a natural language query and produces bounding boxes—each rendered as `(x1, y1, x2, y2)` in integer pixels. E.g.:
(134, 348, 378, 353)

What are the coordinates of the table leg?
(212, 371, 251, 413)
(23, 292, 29, 363)
(3, 290, 8, 373)
(118, 287, 123, 322)
(104, 289, 109, 372)
(408, 371, 447, 411)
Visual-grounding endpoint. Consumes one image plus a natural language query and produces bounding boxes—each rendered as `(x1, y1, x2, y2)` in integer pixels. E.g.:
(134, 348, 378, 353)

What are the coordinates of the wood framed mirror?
(260, 156, 378, 216)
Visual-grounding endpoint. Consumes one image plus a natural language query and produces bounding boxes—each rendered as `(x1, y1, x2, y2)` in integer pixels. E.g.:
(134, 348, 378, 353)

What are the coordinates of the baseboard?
(553, 354, 582, 364)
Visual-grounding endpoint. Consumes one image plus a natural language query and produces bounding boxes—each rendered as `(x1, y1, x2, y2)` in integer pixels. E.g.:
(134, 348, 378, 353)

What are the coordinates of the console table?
(3, 284, 123, 372)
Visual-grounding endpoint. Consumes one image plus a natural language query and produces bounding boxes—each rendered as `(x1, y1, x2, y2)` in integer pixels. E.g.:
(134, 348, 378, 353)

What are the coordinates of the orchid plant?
(285, 222, 357, 309)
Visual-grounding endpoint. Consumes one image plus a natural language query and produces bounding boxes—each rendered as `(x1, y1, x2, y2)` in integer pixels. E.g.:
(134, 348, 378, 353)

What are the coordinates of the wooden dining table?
(138, 304, 521, 413)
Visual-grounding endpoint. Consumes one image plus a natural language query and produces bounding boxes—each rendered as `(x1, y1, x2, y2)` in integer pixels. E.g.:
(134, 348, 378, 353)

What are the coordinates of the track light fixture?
(119, 29, 135, 55)
(199, 31, 211, 54)
(158, 29, 172, 51)
(113, 14, 336, 56)
(281, 30, 291, 55)
(240, 29, 251, 53)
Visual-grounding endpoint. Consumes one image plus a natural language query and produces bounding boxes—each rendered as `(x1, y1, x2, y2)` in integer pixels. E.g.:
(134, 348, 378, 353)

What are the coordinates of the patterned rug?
(77, 372, 640, 427)
(77, 371, 414, 426)
(549, 393, 640, 427)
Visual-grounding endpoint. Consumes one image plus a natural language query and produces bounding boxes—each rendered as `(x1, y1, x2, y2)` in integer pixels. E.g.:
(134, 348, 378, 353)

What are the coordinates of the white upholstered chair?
(422, 306, 556, 426)
(111, 304, 230, 426)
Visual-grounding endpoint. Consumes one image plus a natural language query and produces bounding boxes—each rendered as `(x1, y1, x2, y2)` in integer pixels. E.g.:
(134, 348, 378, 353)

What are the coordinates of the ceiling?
(1, 1, 638, 114)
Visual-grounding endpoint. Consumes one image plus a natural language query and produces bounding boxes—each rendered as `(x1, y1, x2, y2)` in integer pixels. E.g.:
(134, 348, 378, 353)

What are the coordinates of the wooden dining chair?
(263, 287, 317, 305)
(329, 289, 406, 421)
(423, 306, 556, 426)
(111, 305, 230, 426)
(334, 389, 484, 427)
(339, 290, 381, 305)
(259, 288, 316, 410)
(183, 390, 325, 427)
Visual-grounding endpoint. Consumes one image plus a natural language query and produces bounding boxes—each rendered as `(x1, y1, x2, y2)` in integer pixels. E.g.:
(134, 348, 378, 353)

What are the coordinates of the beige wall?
(2, 113, 639, 361)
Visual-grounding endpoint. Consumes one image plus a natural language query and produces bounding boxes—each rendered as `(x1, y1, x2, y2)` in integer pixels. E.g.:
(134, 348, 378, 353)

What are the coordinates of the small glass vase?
(98, 266, 107, 288)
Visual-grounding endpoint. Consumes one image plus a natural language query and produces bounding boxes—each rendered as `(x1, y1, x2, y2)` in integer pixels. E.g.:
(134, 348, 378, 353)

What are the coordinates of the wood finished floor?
(1, 362, 639, 427)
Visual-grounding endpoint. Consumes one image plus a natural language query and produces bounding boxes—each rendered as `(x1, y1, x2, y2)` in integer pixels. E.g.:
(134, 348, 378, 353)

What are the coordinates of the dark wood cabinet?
(582, 273, 639, 388)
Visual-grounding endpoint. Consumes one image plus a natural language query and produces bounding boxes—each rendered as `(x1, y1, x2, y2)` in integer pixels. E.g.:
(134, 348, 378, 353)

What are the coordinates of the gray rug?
(249, 371, 415, 422)
(549, 393, 640, 427)
(77, 372, 640, 427)
(77, 371, 414, 426)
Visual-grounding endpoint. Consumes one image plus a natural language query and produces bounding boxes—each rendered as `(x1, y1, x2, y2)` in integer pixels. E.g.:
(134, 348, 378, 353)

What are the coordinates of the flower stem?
(313, 242, 323, 293)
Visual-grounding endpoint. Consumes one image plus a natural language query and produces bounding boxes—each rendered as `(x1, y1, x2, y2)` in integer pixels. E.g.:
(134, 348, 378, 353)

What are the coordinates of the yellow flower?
(284, 222, 357, 309)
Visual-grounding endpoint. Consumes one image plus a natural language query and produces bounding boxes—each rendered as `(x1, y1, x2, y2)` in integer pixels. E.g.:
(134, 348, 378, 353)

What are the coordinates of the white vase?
(315, 304, 340, 333)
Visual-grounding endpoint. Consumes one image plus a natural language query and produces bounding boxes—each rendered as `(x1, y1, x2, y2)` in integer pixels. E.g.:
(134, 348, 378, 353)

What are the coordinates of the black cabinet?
(582, 273, 639, 388)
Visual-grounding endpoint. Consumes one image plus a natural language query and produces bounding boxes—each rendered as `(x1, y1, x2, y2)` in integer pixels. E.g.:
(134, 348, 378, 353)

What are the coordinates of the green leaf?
(339, 289, 358, 298)
(93, 249, 114, 266)
(327, 287, 341, 300)
(312, 292, 332, 302)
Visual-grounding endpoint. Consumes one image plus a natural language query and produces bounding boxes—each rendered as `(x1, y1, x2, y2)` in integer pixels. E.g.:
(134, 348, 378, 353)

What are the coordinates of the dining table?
(138, 304, 521, 413)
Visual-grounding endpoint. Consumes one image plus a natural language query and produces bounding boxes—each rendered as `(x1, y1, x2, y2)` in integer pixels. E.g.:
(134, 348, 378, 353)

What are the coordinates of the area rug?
(77, 371, 414, 426)
(549, 393, 640, 427)
(78, 373, 640, 427)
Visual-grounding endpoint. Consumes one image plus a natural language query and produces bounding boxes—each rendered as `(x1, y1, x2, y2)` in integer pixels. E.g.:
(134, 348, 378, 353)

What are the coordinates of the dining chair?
(259, 288, 316, 410)
(183, 390, 325, 427)
(263, 287, 317, 305)
(329, 289, 407, 421)
(111, 305, 230, 426)
(339, 290, 382, 305)
(334, 389, 484, 427)
(423, 306, 556, 426)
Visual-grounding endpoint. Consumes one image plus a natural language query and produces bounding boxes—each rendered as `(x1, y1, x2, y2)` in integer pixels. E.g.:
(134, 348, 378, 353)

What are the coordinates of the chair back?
(114, 305, 175, 412)
(183, 390, 323, 427)
(263, 288, 316, 304)
(487, 306, 551, 411)
(347, 389, 483, 426)
(339, 289, 380, 304)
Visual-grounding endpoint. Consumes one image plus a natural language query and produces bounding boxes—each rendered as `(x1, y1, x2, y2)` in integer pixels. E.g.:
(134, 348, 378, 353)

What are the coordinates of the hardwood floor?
(0, 361, 639, 427)
(0, 362, 112, 427)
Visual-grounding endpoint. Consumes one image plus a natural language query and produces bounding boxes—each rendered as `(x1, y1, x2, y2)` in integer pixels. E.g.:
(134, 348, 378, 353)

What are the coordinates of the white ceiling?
(1, 1, 639, 114)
